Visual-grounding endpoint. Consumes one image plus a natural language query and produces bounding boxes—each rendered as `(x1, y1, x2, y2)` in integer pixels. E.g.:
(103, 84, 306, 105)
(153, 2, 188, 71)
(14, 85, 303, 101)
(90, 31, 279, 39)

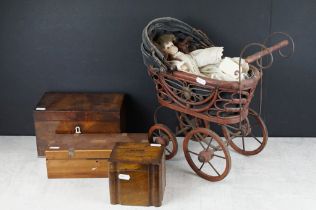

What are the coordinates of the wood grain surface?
(34, 92, 126, 156)
(109, 143, 165, 207)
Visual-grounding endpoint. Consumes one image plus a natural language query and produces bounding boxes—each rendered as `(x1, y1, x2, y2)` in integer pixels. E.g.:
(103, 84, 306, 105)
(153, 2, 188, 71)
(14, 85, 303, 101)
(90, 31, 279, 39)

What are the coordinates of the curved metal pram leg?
(222, 109, 268, 156)
(175, 112, 210, 139)
(153, 106, 163, 124)
(148, 124, 178, 160)
(183, 128, 231, 182)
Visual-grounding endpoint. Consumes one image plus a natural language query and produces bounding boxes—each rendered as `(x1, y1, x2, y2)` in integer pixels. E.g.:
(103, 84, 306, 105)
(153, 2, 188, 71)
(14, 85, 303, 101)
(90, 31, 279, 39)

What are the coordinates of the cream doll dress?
(171, 47, 249, 82)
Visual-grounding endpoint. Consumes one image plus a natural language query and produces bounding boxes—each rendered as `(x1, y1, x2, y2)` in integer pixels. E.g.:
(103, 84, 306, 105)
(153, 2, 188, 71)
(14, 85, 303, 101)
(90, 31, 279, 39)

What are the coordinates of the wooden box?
(34, 92, 125, 156)
(45, 133, 148, 178)
(109, 143, 165, 207)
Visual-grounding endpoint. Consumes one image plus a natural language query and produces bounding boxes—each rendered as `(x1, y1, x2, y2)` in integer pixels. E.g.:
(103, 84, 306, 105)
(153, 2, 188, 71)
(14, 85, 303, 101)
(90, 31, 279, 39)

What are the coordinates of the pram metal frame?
(142, 17, 294, 182)
(148, 65, 261, 125)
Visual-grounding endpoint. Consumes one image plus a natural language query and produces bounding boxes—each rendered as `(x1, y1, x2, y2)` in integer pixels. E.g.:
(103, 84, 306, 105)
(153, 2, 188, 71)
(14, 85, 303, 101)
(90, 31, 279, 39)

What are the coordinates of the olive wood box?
(45, 133, 148, 178)
(34, 92, 125, 156)
(109, 142, 165, 207)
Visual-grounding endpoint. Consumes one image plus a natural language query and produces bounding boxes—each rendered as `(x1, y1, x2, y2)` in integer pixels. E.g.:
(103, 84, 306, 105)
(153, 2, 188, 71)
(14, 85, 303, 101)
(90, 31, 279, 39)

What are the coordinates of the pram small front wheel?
(183, 128, 231, 181)
(222, 109, 268, 156)
(148, 124, 178, 160)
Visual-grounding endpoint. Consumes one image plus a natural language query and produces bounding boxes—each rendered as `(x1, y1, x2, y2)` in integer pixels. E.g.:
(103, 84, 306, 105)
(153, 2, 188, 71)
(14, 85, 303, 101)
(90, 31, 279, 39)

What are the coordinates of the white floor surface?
(0, 136, 315, 210)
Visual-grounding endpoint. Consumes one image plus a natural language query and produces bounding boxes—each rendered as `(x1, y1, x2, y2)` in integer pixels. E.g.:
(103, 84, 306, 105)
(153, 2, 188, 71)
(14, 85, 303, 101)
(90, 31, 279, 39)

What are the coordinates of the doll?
(156, 34, 250, 81)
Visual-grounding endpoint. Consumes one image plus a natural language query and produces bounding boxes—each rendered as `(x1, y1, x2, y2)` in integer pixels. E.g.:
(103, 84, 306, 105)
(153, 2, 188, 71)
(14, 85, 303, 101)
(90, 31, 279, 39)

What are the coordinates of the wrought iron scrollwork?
(208, 88, 253, 118)
(159, 74, 217, 112)
(264, 32, 295, 59)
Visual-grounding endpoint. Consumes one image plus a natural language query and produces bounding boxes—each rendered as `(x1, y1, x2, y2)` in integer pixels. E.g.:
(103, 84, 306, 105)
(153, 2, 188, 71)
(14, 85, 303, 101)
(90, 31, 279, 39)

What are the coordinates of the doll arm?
(169, 60, 189, 72)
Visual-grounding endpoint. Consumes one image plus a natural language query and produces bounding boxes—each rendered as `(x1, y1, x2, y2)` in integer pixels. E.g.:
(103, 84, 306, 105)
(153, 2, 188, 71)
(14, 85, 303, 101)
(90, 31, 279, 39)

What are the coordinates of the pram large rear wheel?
(183, 128, 231, 181)
(148, 124, 178, 160)
(222, 109, 268, 156)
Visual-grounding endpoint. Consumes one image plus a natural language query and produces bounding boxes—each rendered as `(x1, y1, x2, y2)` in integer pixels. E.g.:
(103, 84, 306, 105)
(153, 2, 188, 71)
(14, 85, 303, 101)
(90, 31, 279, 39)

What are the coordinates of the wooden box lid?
(34, 92, 124, 121)
(109, 143, 164, 165)
(46, 148, 112, 160)
(46, 133, 148, 151)
(35, 92, 124, 112)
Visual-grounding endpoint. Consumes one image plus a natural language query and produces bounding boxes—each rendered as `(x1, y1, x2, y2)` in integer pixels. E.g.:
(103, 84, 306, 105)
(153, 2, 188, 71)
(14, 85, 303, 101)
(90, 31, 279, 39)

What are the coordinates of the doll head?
(156, 34, 179, 56)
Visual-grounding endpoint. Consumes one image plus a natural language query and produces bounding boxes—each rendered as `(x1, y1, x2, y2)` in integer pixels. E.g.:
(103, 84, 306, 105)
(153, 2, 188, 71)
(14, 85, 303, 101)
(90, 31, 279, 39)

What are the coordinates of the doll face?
(163, 41, 179, 55)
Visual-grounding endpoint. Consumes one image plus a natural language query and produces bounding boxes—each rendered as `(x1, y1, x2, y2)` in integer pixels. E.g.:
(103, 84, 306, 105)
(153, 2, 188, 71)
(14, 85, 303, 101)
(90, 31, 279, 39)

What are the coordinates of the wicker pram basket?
(141, 17, 293, 181)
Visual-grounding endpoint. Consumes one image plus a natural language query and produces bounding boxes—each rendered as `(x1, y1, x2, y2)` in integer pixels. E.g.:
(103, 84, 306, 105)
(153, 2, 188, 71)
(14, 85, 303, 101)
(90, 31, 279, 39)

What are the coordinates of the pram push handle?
(245, 40, 289, 64)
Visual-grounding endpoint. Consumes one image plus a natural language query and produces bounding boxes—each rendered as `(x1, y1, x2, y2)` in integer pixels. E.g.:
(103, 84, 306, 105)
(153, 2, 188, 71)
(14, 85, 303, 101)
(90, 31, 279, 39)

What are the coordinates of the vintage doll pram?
(141, 17, 293, 181)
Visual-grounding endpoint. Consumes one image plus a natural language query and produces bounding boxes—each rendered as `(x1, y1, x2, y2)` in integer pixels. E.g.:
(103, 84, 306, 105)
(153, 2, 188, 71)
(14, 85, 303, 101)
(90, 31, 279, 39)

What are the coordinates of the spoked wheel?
(222, 109, 268, 156)
(183, 128, 231, 181)
(148, 124, 178, 160)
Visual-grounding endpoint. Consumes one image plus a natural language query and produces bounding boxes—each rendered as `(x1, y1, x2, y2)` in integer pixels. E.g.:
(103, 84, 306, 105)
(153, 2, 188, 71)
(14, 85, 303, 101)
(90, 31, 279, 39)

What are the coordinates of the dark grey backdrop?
(0, 0, 315, 136)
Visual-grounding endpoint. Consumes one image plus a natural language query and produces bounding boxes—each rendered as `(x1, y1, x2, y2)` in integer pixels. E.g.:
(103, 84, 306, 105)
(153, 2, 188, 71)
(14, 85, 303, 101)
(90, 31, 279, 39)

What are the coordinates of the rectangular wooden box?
(45, 133, 148, 178)
(34, 92, 125, 156)
(109, 143, 165, 207)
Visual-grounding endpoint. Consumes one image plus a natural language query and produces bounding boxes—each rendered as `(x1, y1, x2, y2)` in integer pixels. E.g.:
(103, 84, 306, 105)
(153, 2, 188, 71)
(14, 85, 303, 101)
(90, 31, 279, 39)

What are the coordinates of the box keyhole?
(75, 126, 81, 134)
